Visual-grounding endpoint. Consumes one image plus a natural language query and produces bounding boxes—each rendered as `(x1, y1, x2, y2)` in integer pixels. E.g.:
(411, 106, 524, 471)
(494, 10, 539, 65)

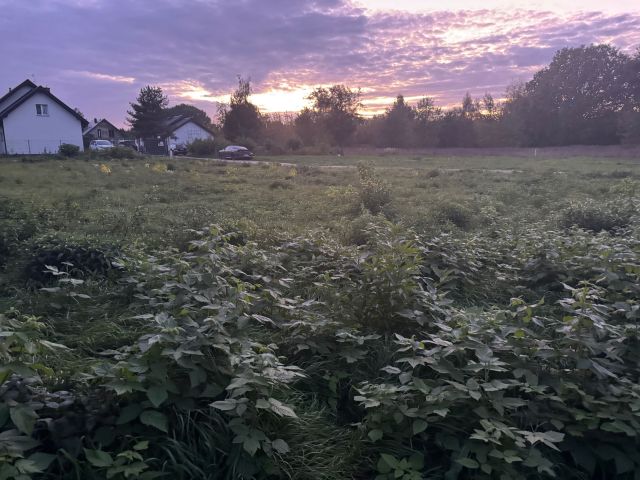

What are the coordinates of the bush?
(58, 143, 80, 157)
(188, 138, 223, 156)
(23, 236, 122, 285)
(560, 200, 631, 232)
(357, 163, 392, 215)
(108, 146, 137, 159)
(433, 200, 474, 230)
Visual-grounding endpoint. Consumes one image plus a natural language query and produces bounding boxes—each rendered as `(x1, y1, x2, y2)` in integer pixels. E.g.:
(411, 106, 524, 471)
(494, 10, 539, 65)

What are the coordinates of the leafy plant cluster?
(1, 209, 639, 479)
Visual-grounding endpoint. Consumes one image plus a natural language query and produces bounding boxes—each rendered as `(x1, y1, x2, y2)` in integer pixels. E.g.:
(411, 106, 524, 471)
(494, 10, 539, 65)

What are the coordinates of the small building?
(83, 118, 123, 144)
(0, 79, 86, 155)
(139, 115, 215, 155)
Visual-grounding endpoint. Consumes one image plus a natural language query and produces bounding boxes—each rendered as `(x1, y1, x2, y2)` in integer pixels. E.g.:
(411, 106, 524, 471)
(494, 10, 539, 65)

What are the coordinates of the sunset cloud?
(1, 0, 638, 126)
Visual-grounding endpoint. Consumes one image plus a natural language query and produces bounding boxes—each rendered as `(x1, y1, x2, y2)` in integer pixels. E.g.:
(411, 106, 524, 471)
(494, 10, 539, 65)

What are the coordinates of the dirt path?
(181, 156, 521, 174)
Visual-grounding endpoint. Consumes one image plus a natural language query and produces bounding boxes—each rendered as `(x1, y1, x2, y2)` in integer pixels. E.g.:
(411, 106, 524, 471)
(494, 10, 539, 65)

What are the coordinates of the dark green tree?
(381, 95, 415, 147)
(308, 85, 361, 147)
(127, 86, 169, 138)
(413, 96, 441, 147)
(221, 77, 262, 141)
(294, 108, 319, 146)
(505, 45, 632, 145)
(165, 103, 213, 127)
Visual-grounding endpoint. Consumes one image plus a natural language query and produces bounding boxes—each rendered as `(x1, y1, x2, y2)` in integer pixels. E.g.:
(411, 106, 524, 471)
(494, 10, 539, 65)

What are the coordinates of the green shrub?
(560, 200, 631, 232)
(23, 236, 122, 285)
(58, 143, 80, 157)
(188, 138, 225, 156)
(433, 200, 474, 230)
(357, 163, 392, 215)
(106, 146, 138, 159)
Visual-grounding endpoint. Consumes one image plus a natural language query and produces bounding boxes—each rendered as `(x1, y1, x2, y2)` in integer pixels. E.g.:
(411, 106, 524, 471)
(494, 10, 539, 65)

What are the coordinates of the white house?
(165, 115, 214, 145)
(0, 79, 86, 155)
(138, 114, 214, 155)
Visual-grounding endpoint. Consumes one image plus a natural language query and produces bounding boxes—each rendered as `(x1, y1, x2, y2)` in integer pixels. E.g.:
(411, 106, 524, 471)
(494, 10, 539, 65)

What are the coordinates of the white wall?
(171, 121, 212, 145)
(0, 84, 33, 113)
(3, 92, 84, 154)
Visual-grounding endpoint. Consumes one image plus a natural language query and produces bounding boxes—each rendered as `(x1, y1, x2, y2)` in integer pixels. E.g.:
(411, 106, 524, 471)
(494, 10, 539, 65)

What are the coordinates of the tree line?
(127, 44, 640, 150)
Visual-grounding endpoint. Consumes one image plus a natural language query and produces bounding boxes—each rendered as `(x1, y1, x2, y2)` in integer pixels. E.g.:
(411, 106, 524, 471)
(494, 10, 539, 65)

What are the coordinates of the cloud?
(1, 0, 638, 125)
(68, 71, 136, 83)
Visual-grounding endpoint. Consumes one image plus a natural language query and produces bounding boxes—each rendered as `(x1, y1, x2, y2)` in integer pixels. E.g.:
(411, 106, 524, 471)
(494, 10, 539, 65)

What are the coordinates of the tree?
(505, 45, 632, 145)
(127, 86, 169, 138)
(165, 103, 212, 127)
(482, 93, 497, 119)
(381, 95, 415, 147)
(414, 96, 441, 147)
(308, 85, 361, 147)
(221, 77, 262, 141)
(294, 108, 318, 146)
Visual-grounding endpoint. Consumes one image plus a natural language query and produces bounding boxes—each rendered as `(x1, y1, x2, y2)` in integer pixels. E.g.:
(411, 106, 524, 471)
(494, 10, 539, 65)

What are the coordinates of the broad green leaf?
(211, 399, 237, 411)
(380, 453, 399, 469)
(10, 405, 38, 435)
(84, 448, 114, 467)
(243, 436, 261, 456)
(27, 453, 56, 472)
(456, 458, 479, 469)
(412, 419, 428, 435)
(140, 410, 168, 433)
(272, 438, 290, 454)
(116, 404, 143, 425)
(147, 386, 168, 407)
(368, 429, 384, 441)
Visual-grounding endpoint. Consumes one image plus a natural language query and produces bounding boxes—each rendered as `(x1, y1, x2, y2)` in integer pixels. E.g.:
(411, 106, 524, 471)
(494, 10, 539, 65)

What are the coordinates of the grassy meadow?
(1, 152, 640, 479)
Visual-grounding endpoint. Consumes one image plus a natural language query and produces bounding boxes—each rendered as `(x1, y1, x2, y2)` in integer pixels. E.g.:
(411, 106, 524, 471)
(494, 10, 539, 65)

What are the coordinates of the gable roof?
(163, 114, 215, 136)
(83, 118, 120, 136)
(0, 79, 36, 107)
(0, 84, 88, 127)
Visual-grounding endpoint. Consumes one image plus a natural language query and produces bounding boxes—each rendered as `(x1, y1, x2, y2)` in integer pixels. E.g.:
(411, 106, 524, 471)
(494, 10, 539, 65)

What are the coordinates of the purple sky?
(1, 0, 639, 127)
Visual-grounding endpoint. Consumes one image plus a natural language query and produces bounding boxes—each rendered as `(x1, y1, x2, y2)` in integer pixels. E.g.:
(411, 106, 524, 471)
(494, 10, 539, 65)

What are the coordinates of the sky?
(1, 0, 639, 127)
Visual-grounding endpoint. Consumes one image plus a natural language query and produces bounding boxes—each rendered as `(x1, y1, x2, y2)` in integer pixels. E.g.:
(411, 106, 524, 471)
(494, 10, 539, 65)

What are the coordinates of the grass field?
(2, 153, 639, 246)
(1, 153, 640, 479)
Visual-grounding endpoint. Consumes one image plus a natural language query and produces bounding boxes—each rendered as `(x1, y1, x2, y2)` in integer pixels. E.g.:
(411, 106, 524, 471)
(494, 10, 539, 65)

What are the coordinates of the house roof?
(163, 114, 215, 136)
(83, 118, 119, 136)
(0, 79, 36, 107)
(0, 83, 88, 127)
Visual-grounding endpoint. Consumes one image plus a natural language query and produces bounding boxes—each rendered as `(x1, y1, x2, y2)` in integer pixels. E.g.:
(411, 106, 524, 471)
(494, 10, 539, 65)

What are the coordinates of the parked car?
(170, 143, 188, 156)
(218, 145, 254, 160)
(218, 145, 253, 160)
(89, 139, 114, 151)
(118, 140, 138, 151)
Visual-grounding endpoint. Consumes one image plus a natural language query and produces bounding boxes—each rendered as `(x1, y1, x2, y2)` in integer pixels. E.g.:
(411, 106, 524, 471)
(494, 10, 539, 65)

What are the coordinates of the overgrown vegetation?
(1, 155, 640, 479)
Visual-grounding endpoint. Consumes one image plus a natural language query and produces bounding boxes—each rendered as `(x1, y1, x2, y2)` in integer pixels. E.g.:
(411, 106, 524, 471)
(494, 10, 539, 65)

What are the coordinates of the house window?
(35, 104, 49, 116)
(97, 129, 102, 139)
(108, 129, 115, 138)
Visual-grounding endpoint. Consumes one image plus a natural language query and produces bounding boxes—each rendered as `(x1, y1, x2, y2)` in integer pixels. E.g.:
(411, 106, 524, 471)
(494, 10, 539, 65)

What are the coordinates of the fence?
(2, 138, 83, 155)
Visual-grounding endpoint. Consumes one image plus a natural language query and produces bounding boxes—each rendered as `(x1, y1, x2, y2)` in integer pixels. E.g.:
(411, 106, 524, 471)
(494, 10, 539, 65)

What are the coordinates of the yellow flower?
(99, 164, 111, 175)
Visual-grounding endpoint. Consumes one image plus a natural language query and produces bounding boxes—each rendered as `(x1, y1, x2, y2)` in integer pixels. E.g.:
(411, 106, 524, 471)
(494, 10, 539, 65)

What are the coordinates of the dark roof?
(0, 79, 36, 107)
(83, 118, 119, 136)
(0, 84, 88, 127)
(163, 114, 215, 136)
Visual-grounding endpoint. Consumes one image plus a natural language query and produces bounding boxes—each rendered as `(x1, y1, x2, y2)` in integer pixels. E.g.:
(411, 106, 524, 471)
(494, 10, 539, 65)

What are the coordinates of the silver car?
(89, 139, 114, 151)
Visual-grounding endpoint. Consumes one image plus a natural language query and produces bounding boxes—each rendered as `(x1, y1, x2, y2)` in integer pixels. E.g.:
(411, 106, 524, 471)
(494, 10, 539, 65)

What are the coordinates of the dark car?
(171, 143, 188, 156)
(118, 140, 138, 151)
(218, 145, 254, 160)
